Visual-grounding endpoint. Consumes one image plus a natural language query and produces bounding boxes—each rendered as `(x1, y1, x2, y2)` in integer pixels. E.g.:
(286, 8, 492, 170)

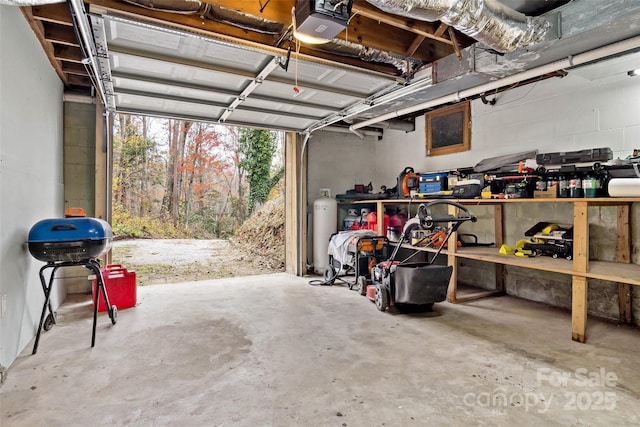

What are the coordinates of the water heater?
(312, 194, 337, 273)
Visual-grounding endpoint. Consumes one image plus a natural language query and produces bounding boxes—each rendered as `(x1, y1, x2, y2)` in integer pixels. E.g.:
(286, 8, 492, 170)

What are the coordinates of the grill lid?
(28, 217, 112, 243)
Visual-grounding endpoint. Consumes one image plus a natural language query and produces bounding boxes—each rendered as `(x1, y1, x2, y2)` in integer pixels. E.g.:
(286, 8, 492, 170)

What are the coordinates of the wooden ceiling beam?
(67, 74, 93, 87)
(20, 7, 68, 85)
(44, 22, 80, 47)
(351, 2, 454, 46)
(54, 45, 84, 63)
(345, 14, 444, 63)
(434, 22, 448, 38)
(447, 26, 462, 60)
(406, 35, 426, 57)
(31, 3, 73, 26)
(200, 0, 295, 24)
(62, 62, 89, 76)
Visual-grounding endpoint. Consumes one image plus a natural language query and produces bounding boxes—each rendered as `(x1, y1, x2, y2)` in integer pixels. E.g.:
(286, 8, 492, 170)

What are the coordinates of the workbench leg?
(571, 276, 588, 343)
(616, 204, 632, 324)
(618, 284, 633, 324)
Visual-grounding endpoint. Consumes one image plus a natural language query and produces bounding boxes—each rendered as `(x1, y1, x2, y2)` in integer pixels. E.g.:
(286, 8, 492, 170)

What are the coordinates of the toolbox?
(488, 174, 538, 198)
(536, 147, 612, 165)
(93, 264, 137, 312)
(419, 172, 448, 194)
(606, 161, 640, 178)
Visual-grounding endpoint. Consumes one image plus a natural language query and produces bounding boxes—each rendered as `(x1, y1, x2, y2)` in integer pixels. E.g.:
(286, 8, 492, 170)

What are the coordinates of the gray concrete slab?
(2, 273, 640, 426)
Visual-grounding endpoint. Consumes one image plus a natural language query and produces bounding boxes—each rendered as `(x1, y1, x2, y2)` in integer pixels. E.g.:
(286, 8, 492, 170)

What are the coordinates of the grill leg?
(32, 264, 58, 355)
(87, 261, 102, 347)
(87, 260, 115, 348)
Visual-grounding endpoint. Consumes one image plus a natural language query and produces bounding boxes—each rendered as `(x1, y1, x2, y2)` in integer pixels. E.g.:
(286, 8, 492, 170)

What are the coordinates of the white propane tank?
(313, 194, 337, 274)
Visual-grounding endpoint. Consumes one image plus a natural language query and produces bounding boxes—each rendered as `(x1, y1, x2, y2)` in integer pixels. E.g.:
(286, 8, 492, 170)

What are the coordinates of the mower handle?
(417, 200, 476, 231)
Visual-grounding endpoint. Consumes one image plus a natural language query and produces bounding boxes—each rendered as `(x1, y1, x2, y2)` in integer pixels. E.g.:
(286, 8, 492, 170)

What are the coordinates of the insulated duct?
(349, 35, 640, 133)
(122, 0, 285, 33)
(365, 0, 551, 53)
(312, 38, 421, 76)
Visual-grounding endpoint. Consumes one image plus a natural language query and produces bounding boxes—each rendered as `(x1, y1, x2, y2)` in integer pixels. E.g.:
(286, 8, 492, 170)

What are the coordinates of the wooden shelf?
(586, 260, 640, 286)
(340, 197, 640, 205)
(343, 196, 640, 343)
(397, 244, 640, 285)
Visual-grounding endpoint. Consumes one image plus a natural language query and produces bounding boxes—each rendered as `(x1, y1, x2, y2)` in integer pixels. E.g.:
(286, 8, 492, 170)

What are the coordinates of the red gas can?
(389, 210, 407, 231)
(366, 212, 390, 233)
(93, 264, 137, 312)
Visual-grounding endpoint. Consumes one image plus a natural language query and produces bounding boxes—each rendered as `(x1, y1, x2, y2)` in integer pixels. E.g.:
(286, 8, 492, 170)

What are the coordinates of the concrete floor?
(1, 273, 640, 426)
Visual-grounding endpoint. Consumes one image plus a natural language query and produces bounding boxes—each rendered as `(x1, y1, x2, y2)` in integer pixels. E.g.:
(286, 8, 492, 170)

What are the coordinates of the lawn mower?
(366, 200, 476, 312)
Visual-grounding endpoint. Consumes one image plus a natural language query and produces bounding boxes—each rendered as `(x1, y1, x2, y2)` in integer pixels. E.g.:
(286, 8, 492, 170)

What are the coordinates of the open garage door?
(88, 10, 399, 132)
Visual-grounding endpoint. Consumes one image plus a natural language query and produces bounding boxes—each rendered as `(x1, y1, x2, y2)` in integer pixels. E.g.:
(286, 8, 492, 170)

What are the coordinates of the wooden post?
(285, 132, 306, 276)
(617, 204, 632, 324)
(572, 276, 589, 342)
(572, 201, 589, 342)
(494, 204, 505, 293)
(446, 203, 458, 302)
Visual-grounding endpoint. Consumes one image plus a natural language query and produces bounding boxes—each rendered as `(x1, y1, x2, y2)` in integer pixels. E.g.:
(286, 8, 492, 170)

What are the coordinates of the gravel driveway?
(111, 239, 281, 285)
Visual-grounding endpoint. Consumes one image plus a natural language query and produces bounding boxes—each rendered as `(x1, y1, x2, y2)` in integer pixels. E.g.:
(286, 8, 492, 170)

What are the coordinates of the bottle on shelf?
(569, 174, 583, 198)
(583, 173, 597, 198)
(558, 175, 569, 198)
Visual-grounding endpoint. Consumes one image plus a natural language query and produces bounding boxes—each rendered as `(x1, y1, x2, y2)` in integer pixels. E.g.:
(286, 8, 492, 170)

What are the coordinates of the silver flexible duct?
(313, 38, 419, 75)
(365, 0, 551, 53)
(121, 0, 201, 14)
(122, 0, 284, 34)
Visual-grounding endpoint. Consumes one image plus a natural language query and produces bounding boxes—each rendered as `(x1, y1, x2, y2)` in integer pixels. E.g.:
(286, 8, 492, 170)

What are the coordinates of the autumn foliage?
(112, 114, 283, 239)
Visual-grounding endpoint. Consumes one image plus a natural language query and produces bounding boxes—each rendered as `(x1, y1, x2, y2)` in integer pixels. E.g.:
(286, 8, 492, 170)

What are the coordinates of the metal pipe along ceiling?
(365, 0, 551, 53)
(349, 35, 640, 132)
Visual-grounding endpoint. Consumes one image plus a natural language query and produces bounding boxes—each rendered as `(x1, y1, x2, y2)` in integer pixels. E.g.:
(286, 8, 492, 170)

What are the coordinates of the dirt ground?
(111, 239, 283, 286)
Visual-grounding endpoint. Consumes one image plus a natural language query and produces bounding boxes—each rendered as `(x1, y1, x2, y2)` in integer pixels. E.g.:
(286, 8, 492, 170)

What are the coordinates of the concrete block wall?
(64, 102, 96, 217)
(63, 102, 97, 294)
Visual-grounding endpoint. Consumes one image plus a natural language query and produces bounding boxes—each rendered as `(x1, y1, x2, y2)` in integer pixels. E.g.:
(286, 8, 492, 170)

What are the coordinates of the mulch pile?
(231, 196, 285, 270)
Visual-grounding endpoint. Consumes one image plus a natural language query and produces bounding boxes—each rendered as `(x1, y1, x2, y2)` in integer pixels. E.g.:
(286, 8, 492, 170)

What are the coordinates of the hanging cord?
(344, 11, 357, 43)
(293, 40, 301, 94)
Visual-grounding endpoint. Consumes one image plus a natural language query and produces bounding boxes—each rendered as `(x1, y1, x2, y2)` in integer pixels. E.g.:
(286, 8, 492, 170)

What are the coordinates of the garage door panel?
(242, 97, 334, 119)
(106, 18, 268, 74)
(113, 77, 236, 105)
(226, 109, 317, 131)
(270, 61, 394, 96)
(254, 81, 359, 109)
(111, 53, 250, 92)
(94, 14, 397, 132)
(116, 92, 224, 118)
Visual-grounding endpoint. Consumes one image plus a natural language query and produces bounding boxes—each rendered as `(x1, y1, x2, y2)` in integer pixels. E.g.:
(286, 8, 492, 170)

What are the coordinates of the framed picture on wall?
(426, 101, 470, 156)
